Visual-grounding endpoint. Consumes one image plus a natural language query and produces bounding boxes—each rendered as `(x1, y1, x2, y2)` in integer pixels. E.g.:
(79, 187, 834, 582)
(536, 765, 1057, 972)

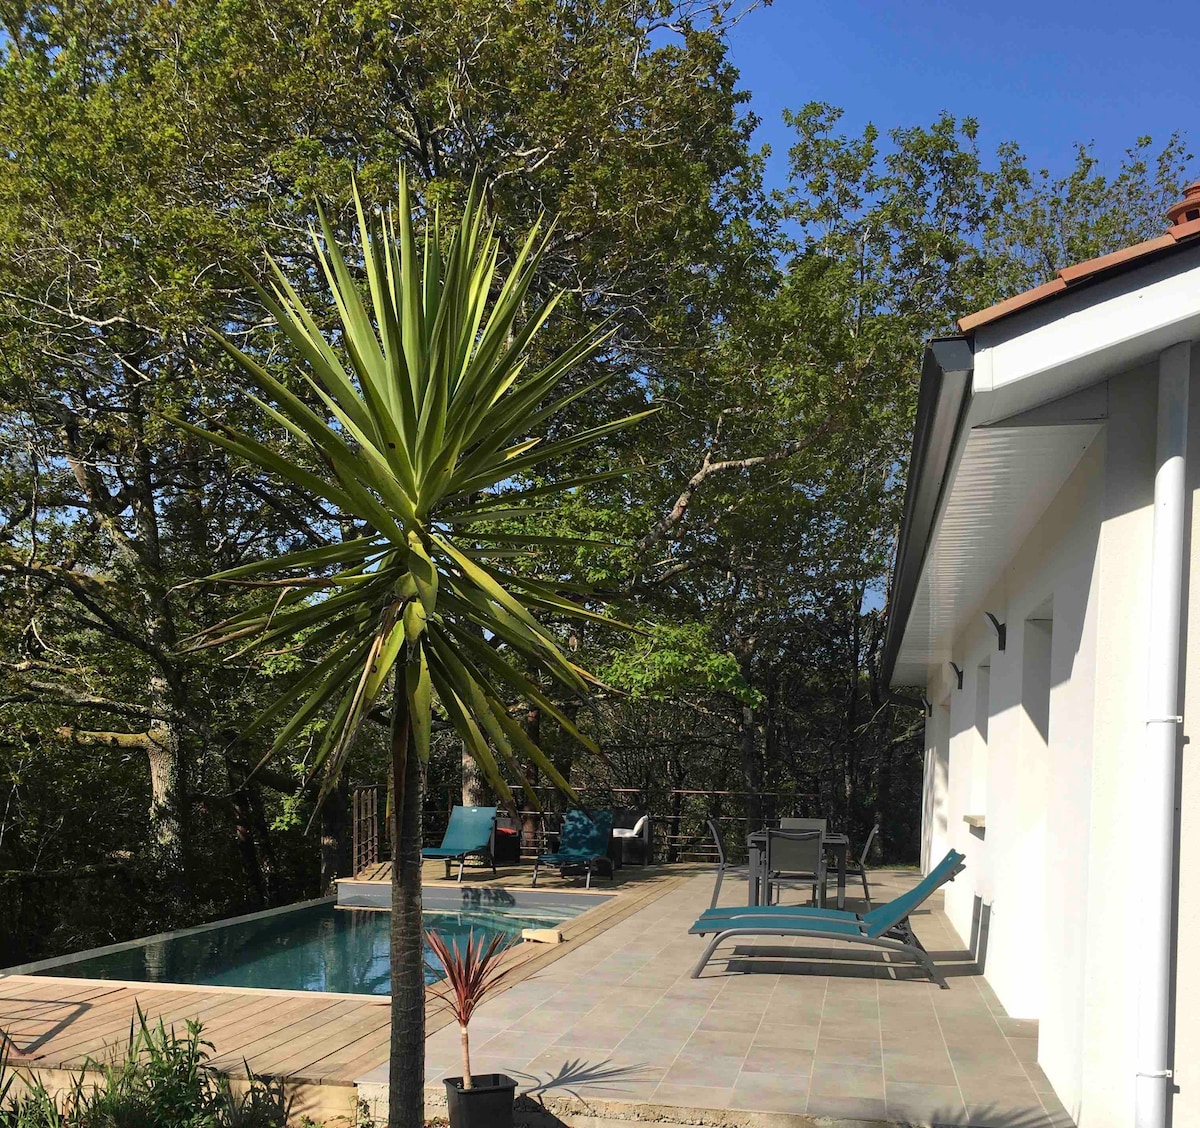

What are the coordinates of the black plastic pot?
(444, 1074, 517, 1128)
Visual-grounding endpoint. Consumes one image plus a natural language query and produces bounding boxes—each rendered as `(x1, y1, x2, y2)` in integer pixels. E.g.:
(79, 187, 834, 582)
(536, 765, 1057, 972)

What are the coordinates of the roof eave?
(880, 337, 974, 689)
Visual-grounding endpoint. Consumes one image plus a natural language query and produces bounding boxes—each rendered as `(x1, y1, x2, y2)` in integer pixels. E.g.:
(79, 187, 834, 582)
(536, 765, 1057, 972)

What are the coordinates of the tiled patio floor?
(390, 868, 1074, 1126)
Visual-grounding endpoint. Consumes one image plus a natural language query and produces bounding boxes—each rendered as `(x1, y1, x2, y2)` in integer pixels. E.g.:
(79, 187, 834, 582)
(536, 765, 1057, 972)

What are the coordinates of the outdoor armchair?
(687, 848, 967, 986)
(422, 805, 497, 882)
(780, 816, 827, 835)
(764, 828, 826, 906)
(532, 809, 615, 889)
(827, 822, 879, 906)
(611, 807, 653, 866)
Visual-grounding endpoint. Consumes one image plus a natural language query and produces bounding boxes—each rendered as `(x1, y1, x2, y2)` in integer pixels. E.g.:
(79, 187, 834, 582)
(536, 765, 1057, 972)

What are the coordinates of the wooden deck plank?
(208, 998, 377, 1070)
(47, 987, 272, 1064)
(5, 988, 196, 1057)
(304, 1027, 393, 1081)
(205, 998, 363, 1072)
(281, 1016, 393, 1080)
(38, 990, 208, 1061)
(231, 1001, 387, 1077)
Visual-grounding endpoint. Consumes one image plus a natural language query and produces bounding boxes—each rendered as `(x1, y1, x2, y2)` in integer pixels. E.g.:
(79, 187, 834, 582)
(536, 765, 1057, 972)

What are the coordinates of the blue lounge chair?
(532, 809, 614, 889)
(688, 849, 966, 986)
(423, 805, 497, 882)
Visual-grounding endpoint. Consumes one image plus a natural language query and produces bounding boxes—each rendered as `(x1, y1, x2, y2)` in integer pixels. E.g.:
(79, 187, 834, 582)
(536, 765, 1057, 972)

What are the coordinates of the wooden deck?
(1, 867, 695, 1123)
(359, 856, 696, 889)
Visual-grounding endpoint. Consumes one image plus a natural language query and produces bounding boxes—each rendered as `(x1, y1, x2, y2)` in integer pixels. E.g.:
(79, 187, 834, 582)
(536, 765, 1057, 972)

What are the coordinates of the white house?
(883, 182, 1200, 1128)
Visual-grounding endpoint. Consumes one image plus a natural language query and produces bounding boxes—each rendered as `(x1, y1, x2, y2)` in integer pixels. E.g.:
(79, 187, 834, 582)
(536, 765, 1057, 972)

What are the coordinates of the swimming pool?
(17, 889, 605, 995)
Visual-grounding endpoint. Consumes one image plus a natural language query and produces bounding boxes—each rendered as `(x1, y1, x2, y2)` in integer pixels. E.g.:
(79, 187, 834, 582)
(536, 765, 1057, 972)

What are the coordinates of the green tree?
(178, 176, 645, 1125)
(0, 0, 767, 920)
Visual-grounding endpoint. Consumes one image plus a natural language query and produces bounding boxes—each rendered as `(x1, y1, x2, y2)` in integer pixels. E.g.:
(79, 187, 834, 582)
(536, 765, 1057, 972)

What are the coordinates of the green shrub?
(0, 1009, 290, 1128)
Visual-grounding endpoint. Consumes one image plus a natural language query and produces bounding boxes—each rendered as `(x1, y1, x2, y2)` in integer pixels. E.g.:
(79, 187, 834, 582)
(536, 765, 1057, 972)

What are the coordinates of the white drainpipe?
(1136, 339, 1192, 1128)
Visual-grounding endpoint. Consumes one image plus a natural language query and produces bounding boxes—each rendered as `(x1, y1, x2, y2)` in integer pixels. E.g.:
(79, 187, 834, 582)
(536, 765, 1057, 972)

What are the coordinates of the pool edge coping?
(0, 896, 337, 978)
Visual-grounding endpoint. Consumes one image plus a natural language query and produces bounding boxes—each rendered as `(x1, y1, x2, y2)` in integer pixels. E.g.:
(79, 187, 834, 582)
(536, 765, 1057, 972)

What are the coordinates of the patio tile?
(881, 1024, 946, 1052)
(954, 1069, 1043, 1104)
(683, 1027, 756, 1056)
(661, 1052, 746, 1088)
(881, 1050, 957, 1086)
(805, 1093, 889, 1119)
(650, 1082, 733, 1109)
(610, 1035, 689, 1065)
(750, 1023, 820, 1052)
(474, 1030, 561, 1064)
(738, 1045, 814, 1077)
(1009, 1036, 1039, 1062)
(885, 1081, 968, 1123)
(816, 1013, 881, 1040)
(1022, 1061, 1057, 1094)
(996, 1016, 1039, 1038)
(809, 1061, 885, 1100)
(814, 1035, 883, 1067)
(966, 1103, 1052, 1127)
(729, 1072, 810, 1113)
(697, 1007, 763, 1033)
(949, 1047, 1029, 1075)
(763, 997, 825, 1024)
(516, 1005, 580, 1032)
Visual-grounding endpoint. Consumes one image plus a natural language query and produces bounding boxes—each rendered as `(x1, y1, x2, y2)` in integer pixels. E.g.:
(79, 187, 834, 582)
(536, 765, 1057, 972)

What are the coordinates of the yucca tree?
(171, 172, 649, 1125)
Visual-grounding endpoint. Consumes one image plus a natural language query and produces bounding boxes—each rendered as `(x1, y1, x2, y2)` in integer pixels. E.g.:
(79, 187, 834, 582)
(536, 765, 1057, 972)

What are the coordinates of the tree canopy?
(0, 0, 1191, 966)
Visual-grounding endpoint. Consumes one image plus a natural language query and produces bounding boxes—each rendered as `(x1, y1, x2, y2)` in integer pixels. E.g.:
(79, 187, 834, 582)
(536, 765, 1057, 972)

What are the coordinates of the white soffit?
(892, 422, 1100, 685)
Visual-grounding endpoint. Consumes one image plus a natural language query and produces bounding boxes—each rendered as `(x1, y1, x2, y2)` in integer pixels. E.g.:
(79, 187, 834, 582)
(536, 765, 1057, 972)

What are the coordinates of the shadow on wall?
(970, 893, 992, 973)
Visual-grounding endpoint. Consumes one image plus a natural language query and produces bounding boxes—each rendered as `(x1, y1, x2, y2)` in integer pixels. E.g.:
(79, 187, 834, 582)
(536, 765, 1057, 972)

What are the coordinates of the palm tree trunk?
(389, 674, 425, 1127)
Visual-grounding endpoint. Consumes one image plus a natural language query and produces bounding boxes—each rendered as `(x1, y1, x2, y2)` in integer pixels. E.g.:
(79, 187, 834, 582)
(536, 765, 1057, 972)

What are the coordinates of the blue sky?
(725, 0, 1198, 192)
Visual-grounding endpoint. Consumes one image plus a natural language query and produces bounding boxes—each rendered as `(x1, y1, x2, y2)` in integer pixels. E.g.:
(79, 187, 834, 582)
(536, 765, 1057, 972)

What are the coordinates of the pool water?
(32, 902, 585, 995)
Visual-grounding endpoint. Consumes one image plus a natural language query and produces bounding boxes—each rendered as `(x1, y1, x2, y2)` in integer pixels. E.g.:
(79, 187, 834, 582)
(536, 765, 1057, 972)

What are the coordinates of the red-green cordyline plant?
(425, 929, 519, 1089)
(171, 171, 651, 1126)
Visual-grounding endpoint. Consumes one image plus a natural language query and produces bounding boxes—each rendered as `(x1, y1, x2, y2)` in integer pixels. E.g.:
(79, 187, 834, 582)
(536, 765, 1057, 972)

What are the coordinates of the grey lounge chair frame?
(689, 849, 965, 987)
(830, 822, 879, 906)
(705, 817, 730, 910)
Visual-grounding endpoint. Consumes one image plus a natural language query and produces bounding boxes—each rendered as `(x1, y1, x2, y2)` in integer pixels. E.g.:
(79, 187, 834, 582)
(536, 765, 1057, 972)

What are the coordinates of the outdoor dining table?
(746, 830, 850, 909)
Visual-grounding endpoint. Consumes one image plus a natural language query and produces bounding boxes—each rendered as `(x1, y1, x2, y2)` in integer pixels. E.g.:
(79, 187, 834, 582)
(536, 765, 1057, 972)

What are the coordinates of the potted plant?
(426, 928, 520, 1128)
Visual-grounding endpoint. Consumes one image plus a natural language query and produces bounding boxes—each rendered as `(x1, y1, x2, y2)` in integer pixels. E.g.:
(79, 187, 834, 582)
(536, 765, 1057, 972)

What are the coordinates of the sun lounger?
(532, 809, 614, 889)
(687, 848, 966, 986)
(422, 805, 497, 882)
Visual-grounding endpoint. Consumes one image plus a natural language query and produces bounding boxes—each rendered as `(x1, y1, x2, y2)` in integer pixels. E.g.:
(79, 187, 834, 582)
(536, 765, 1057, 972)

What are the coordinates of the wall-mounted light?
(949, 662, 963, 690)
(921, 696, 933, 717)
(985, 612, 1007, 651)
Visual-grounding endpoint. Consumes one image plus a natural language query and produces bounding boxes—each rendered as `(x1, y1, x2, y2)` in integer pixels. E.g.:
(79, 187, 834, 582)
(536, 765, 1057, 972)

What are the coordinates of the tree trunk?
(389, 675, 425, 1127)
(521, 705, 541, 850)
(462, 739, 487, 807)
(146, 715, 185, 891)
(740, 702, 763, 832)
(320, 780, 351, 894)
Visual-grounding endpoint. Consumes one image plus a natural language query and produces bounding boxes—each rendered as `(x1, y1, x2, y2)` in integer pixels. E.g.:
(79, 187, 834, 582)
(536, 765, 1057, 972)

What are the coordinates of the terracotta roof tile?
(958, 187, 1200, 334)
(1169, 215, 1200, 242)
(957, 278, 1067, 333)
(1055, 234, 1176, 284)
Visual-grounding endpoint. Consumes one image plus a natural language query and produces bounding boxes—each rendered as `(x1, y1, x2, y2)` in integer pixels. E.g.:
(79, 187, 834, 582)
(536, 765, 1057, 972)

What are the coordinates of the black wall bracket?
(949, 662, 964, 690)
(985, 612, 1007, 651)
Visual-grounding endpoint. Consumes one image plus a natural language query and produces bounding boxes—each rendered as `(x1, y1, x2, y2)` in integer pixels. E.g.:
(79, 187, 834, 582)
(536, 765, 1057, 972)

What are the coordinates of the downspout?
(1136, 339, 1191, 1128)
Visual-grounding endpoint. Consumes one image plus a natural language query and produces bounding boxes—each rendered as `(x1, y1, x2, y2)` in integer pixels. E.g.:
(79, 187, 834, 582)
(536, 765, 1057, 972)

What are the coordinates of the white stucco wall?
(917, 356, 1200, 1128)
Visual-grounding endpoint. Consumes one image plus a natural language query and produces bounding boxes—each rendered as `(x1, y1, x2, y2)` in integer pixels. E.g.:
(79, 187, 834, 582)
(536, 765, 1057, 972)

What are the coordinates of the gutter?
(880, 337, 975, 688)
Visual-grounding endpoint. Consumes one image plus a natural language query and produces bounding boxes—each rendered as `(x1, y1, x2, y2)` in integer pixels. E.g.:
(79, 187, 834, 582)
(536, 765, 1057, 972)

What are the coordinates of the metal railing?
(349, 784, 820, 873)
(352, 784, 385, 873)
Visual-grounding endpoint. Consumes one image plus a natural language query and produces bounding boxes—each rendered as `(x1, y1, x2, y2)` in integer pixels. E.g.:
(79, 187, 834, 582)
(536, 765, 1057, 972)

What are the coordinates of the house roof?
(883, 182, 1200, 690)
(958, 182, 1200, 334)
